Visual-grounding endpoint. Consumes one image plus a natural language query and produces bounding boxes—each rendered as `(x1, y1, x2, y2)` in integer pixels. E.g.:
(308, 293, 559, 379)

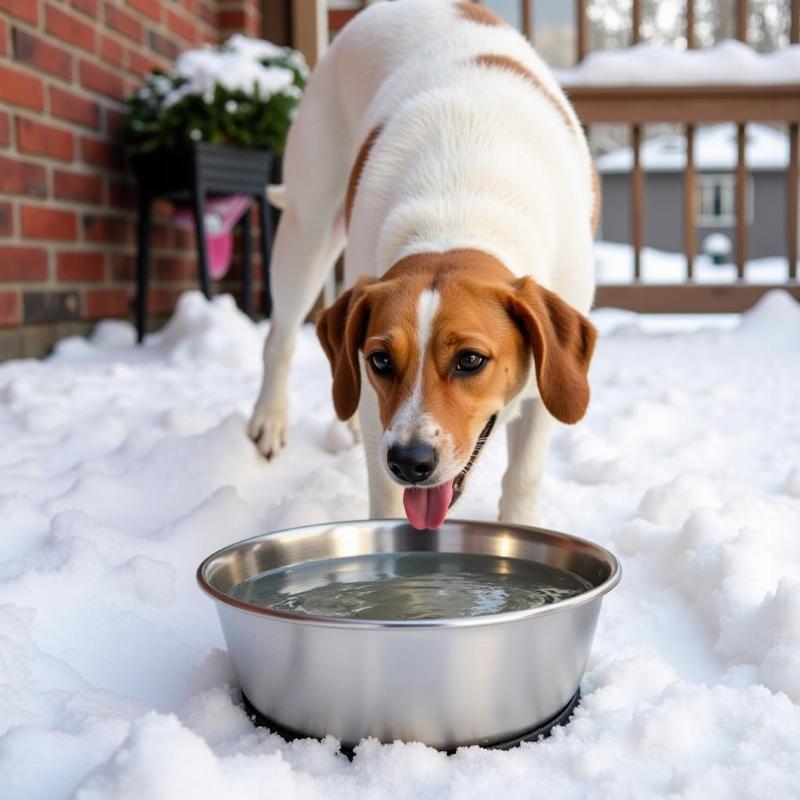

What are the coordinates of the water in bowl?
(228, 552, 592, 621)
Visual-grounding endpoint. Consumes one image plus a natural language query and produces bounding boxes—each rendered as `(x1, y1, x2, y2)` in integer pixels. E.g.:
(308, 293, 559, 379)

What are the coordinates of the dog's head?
(317, 250, 596, 529)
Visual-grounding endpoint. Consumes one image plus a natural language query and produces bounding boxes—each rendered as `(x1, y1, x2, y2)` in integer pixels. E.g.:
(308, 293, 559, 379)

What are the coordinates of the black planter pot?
(131, 143, 279, 341)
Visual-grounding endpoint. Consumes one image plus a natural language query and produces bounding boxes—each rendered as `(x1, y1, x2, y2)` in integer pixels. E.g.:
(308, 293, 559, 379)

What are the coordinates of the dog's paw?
(248, 405, 287, 460)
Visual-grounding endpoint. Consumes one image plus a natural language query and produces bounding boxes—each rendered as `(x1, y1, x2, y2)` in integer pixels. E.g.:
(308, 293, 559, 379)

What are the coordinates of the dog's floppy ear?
(504, 277, 597, 424)
(316, 277, 376, 420)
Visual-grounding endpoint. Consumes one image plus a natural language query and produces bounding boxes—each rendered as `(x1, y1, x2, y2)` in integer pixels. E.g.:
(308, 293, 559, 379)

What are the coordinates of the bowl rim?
(196, 518, 622, 629)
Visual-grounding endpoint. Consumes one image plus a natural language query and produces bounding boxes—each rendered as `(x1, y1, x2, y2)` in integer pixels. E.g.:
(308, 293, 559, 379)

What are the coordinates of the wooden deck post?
(291, 0, 328, 69)
(576, 0, 588, 62)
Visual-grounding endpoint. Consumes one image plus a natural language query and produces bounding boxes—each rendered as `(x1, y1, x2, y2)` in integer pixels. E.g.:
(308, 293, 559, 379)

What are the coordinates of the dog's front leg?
(248, 331, 295, 459)
(358, 384, 404, 519)
(499, 397, 555, 526)
(248, 206, 346, 459)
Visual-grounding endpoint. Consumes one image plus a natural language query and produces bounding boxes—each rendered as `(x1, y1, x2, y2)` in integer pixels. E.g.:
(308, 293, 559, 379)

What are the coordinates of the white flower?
(225, 100, 238, 113)
(189, 128, 202, 141)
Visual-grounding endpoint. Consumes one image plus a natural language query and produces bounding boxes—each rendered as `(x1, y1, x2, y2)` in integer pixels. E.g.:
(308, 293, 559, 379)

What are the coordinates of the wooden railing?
(299, 0, 800, 311)
(522, 0, 800, 311)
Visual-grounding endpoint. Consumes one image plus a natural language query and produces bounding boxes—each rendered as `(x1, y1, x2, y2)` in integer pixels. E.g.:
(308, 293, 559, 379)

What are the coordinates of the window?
(697, 174, 753, 227)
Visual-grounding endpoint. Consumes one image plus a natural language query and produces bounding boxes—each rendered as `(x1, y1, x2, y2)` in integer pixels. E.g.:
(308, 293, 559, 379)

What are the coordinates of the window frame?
(696, 172, 754, 228)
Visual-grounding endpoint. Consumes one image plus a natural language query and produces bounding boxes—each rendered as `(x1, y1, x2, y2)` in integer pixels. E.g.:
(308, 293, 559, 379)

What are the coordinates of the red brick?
(329, 9, 359, 33)
(80, 135, 124, 171)
(219, 9, 248, 31)
(198, 2, 216, 27)
(0, 65, 44, 112)
(21, 205, 78, 240)
(109, 178, 137, 209)
(99, 34, 125, 68)
(0, 0, 38, 24)
(85, 288, 129, 319)
(0, 202, 11, 236)
(16, 118, 74, 162)
(0, 156, 47, 197)
(46, 4, 95, 53)
(71, 0, 98, 17)
(13, 29, 73, 79)
(82, 212, 129, 243)
(167, 9, 196, 42)
(105, 107, 127, 138)
(172, 227, 195, 249)
(154, 256, 193, 280)
(105, 3, 142, 42)
(148, 222, 170, 249)
(148, 288, 180, 315)
(128, 47, 163, 78)
(0, 246, 48, 281)
(148, 29, 179, 60)
(129, 0, 160, 22)
(57, 250, 106, 281)
(0, 113, 9, 147)
(0, 17, 6, 56)
(110, 252, 135, 280)
(79, 60, 125, 100)
(0, 290, 21, 326)
(49, 86, 101, 129)
(54, 169, 104, 204)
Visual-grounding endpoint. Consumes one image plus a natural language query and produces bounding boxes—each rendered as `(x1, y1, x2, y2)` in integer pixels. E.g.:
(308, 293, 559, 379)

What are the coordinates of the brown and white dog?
(249, 0, 599, 529)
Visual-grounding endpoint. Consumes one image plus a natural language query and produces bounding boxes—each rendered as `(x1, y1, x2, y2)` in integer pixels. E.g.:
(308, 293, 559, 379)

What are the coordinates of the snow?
(557, 39, 800, 86)
(594, 240, 790, 285)
(702, 233, 732, 256)
(2, 287, 800, 798)
(595, 123, 789, 173)
(164, 35, 305, 108)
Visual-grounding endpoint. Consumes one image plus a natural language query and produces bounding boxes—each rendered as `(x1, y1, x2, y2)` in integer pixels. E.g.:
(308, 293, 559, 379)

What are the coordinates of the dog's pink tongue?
(403, 481, 454, 530)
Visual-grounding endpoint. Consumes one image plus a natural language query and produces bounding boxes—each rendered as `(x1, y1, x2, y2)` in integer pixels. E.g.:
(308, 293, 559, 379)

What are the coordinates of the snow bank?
(557, 40, 800, 86)
(2, 288, 800, 798)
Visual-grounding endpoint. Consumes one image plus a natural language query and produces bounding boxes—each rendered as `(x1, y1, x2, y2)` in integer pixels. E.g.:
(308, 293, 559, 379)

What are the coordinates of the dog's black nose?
(387, 442, 437, 483)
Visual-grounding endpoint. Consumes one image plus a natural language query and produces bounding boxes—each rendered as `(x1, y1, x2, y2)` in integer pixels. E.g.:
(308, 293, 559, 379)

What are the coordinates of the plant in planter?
(125, 35, 307, 155)
(125, 36, 308, 337)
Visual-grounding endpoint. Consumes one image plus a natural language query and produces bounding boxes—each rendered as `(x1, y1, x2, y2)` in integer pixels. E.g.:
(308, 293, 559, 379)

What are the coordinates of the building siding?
(599, 170, 789, 262)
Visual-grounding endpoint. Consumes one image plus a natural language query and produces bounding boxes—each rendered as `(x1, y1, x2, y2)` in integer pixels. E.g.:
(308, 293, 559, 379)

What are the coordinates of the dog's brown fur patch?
(316, 250, 597, 438)
(473, 53, 575, 133)
(344, 124, 383, 227)
(456, 1, 505, 26)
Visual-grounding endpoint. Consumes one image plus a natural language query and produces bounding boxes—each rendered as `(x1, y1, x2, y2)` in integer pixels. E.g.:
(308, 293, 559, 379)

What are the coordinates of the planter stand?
(132, 143, 276, 342)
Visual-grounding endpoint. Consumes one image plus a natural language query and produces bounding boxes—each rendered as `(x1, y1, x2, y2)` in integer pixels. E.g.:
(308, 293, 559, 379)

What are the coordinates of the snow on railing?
(526, 0, 800, 311)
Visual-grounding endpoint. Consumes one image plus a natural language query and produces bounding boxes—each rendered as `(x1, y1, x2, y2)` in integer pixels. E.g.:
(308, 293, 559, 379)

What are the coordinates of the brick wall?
(0, 0, 263, 357)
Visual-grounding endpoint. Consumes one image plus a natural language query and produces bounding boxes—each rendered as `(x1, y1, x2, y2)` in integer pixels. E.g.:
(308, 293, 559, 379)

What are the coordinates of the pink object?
(173, 195, 252, 279)
(403, 481, 454, 530)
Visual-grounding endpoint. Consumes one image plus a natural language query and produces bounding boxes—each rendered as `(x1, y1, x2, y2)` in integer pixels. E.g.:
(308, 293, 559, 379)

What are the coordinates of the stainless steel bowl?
(197, 519, 620, 750)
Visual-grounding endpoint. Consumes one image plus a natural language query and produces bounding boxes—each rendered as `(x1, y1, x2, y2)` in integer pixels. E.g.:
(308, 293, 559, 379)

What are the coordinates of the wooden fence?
(550, 0, 800, 311)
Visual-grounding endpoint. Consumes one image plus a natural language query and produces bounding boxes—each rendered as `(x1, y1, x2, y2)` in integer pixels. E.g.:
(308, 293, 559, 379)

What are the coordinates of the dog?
(248, 0, 599, 529)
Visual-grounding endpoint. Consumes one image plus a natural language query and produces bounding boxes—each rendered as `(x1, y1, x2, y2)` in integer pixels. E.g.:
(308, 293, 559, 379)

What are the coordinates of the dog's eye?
(455, 351, 487, 373)
(368, 351, 393, 375)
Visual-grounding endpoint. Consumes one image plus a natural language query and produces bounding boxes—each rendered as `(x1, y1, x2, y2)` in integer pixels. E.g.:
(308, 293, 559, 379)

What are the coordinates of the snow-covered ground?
(2, 289, 800, 799)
